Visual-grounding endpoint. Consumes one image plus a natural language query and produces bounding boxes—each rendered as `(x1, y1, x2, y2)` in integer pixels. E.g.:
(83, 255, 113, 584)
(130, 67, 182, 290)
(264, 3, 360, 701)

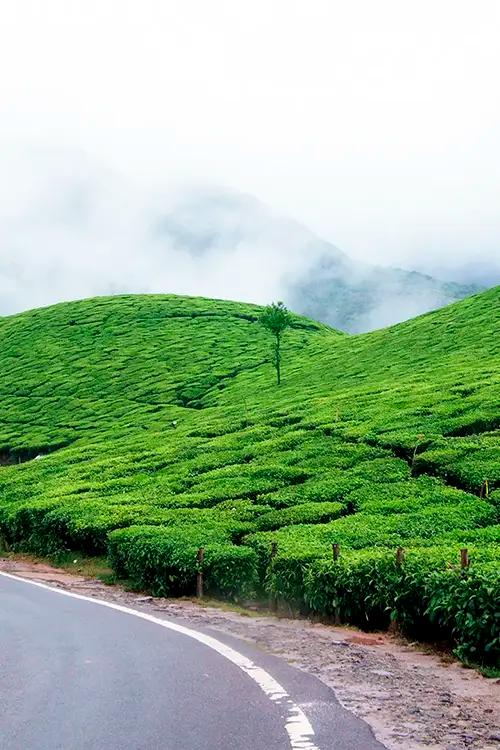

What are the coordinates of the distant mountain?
(414, 260, 500, 290)
(156, 189, 483, 332)
(0, 150, 487, 330)
(289, 258, 482, 333)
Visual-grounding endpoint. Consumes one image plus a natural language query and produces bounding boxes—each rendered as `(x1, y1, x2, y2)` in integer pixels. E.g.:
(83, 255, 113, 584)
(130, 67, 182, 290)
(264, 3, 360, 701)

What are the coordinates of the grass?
(474, 664, 500, 679)
(0, 288, 498, 663)
(0, 550, 113, 579)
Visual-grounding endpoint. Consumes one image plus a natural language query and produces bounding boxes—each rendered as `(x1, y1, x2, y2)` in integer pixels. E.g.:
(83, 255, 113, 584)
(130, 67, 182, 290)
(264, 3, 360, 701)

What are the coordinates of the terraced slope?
(0, 289, 498, 664)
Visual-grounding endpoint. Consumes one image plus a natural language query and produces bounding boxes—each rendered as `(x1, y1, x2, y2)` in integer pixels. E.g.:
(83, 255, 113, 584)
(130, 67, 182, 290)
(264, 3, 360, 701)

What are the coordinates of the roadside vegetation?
(0, 288, 498, 665)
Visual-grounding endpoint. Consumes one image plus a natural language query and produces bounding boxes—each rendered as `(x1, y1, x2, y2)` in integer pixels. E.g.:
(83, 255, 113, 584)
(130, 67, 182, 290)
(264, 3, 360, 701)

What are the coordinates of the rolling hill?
(0, 288, 498, 663)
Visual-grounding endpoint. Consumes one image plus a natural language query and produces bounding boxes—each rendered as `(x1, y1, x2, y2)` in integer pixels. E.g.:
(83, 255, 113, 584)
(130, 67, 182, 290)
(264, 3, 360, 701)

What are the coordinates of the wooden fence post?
(460, 548, 469, 569)
(196, 547, 205, 598)
(269, 541, 278, 613)
(329, 543, 341, 625)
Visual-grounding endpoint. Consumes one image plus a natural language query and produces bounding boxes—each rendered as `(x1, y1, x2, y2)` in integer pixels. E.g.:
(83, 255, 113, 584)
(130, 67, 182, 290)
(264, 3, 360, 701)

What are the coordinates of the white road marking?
(0, 571, 321, 750)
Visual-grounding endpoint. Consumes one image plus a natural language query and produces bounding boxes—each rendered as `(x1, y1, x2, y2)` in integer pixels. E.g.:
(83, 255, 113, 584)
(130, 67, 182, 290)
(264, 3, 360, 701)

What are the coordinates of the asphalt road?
(0, 572, 386, 750)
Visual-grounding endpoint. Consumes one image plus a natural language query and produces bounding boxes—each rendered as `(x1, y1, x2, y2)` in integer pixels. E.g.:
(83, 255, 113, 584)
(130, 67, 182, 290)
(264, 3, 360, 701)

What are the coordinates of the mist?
(0, 149, 328, 316)
(1, 1, 500, 298)
(2, 148, 490, 333)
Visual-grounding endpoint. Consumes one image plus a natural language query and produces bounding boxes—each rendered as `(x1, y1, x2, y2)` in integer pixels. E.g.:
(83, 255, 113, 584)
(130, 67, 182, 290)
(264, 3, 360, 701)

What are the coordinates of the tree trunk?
(275, 333, 281, 385)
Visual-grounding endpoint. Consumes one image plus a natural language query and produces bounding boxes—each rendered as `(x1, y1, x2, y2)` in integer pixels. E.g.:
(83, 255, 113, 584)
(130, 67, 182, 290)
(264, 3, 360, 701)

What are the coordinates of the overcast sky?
(1, 0, 499, 313)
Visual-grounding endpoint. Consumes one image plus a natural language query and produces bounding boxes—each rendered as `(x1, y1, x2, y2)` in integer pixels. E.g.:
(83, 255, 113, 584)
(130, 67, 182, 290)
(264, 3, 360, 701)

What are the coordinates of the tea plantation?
(0, 288, 499, 665)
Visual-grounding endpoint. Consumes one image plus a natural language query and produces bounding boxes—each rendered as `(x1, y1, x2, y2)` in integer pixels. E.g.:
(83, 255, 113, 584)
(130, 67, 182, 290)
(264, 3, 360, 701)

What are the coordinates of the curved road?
(0, 572, 386, 750)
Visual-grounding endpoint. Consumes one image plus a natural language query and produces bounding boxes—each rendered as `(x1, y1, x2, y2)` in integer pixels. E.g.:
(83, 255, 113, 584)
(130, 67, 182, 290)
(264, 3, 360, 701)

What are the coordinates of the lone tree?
(259, 301, 291, 385)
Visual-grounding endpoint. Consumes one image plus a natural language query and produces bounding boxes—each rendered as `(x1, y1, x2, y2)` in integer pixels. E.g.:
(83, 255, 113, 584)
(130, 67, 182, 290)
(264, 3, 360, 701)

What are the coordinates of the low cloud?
(0, 148, 495, 332)
(0, 148, 327, 316)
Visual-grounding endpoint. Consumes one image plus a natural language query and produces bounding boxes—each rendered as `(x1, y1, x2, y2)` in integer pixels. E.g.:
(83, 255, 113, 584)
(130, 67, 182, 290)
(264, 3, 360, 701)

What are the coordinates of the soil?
(1, 556, 499, 750)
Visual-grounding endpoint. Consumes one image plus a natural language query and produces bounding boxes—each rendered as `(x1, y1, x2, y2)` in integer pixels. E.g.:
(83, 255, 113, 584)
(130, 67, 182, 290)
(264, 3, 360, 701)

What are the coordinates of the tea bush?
(108, 525, 257, 599)
(255, 501, 344, 531)
(425, 563, 500, 663)
(302, 547, 500, 664)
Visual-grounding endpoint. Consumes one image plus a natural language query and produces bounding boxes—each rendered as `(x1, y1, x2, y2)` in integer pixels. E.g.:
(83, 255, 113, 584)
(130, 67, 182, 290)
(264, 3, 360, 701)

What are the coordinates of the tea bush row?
(108, 525, 258, 599)
(301, 547, 500, 665)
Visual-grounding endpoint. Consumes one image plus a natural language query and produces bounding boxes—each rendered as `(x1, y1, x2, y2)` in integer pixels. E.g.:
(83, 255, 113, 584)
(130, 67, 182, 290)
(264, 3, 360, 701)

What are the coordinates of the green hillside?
(0, 289, 499, 664)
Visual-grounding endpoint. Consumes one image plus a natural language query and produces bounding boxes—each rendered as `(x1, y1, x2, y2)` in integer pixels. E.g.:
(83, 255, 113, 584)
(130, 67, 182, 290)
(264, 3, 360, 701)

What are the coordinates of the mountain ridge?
(146, 188, 486, 332)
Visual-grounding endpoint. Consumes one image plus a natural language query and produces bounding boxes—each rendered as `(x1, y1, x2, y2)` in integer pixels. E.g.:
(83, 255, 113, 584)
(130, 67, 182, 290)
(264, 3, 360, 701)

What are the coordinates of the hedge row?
(254, 501, 344, 531)
(108, 525, 257, 599)
(0, 499, 255, 556)
(299, 547, 500, 665)
(245, 498, 497, 570)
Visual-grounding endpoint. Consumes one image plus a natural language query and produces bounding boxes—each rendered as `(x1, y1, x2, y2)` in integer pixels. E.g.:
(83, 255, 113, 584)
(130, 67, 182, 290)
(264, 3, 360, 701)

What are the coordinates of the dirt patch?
(1, 556, 498, 750)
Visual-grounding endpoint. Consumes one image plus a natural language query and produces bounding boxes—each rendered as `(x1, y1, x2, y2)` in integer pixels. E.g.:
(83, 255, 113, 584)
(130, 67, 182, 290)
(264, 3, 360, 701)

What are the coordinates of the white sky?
(1, 0, 499, 270)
